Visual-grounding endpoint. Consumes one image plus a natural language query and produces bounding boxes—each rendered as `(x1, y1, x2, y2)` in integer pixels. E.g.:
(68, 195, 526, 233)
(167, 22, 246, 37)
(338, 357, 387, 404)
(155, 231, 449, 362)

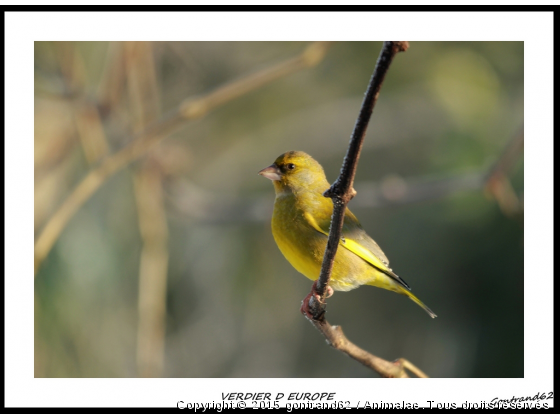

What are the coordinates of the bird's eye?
(286, 163, 296, 170)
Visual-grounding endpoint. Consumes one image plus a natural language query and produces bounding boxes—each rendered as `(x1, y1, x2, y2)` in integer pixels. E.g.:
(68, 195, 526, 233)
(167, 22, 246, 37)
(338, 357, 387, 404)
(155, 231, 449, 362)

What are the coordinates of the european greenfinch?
(259, 151, 436, 319)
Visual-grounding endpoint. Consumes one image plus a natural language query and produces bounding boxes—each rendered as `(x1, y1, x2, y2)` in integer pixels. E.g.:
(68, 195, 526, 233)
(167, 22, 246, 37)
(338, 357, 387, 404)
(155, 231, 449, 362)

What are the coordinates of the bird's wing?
(303, 209, 411, 291)
(341, 209, 390, 266)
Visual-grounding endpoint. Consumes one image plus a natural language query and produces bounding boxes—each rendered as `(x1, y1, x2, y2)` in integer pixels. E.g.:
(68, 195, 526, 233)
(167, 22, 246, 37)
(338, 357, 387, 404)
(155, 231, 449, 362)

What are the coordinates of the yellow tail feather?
(399, 287, 437, 318)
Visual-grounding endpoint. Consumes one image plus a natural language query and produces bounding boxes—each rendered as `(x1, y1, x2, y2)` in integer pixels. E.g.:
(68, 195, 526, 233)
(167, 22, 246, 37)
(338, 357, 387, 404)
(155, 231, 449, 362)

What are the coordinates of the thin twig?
(303, 41, 427, 378)
(34, 41, 332, 276)
(313, 320, 428, 378)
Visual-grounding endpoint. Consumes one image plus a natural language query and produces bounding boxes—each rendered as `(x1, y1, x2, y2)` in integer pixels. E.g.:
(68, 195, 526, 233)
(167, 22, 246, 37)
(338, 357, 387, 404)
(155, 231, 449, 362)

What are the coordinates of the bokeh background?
(34, 41, 523, 378)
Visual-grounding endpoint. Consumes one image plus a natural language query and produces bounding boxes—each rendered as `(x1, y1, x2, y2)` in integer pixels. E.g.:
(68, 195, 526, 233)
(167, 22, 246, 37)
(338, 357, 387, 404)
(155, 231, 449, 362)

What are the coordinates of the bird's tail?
(398, 287, 437, 318)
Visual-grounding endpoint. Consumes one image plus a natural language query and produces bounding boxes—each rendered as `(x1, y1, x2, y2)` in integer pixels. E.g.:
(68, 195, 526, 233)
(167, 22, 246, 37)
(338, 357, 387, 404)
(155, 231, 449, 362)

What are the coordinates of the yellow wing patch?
(341, 238, 389, 274)
(341, 238, 411, 290)
(303, 211, 410, 290)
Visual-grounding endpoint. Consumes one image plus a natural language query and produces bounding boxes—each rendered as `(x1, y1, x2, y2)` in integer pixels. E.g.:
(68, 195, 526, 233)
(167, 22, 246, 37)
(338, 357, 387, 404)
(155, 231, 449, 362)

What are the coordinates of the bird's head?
(258, 151, 330, 194)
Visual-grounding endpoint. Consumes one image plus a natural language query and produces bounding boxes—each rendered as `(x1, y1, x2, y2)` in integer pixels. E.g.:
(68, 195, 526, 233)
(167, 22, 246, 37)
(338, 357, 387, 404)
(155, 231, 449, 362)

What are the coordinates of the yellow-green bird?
(259, 151, 436, 318)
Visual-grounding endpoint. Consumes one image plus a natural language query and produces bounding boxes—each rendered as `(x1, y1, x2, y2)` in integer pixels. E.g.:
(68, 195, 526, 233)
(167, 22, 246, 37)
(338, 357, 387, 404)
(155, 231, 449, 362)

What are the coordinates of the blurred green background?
(34, 41, 523, 378)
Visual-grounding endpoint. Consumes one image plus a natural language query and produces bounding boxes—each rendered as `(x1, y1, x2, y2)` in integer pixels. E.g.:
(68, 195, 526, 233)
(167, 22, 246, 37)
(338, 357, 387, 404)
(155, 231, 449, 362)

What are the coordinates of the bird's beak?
(258, 164, 282, 181)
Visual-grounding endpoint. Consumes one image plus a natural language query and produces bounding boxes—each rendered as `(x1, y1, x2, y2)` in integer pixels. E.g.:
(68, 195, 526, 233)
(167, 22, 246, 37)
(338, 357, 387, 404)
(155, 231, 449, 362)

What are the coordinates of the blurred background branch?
(484, 126, 524, 220)
(124, 42, 168, 378)
(134, 162, 168, 377)
(34, 41, 332, 276)
(165, 137, 523, 225)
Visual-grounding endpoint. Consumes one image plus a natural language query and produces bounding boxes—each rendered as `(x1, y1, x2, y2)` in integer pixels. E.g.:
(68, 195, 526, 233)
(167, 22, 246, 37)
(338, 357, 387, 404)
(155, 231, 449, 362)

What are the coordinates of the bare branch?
(313, 319, 427, 378)
(314, 41, 409, 308)
(301, 41, 428, 378)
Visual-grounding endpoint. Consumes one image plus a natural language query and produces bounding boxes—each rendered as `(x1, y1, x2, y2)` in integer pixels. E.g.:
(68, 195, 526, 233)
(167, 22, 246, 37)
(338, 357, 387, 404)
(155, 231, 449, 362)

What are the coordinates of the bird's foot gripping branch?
(300, 281, 333, 321)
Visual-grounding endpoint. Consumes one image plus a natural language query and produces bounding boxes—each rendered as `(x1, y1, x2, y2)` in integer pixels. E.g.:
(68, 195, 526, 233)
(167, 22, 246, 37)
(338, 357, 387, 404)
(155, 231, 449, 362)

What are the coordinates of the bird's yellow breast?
(271, 192, 323, 279)
(271, 191, 385, 291)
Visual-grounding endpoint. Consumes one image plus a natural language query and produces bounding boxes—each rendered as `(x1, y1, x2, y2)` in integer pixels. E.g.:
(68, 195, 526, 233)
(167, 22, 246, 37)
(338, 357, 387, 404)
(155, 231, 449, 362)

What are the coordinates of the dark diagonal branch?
(303, 41, 428, 378)
(313, 41, 409, 308)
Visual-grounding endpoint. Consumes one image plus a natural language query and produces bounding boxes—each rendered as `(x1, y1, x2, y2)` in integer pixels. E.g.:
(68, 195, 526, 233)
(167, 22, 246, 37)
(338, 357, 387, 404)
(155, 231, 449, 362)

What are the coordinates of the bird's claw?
(300, 291, 319, 319)
(300, 281, 334, 320)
